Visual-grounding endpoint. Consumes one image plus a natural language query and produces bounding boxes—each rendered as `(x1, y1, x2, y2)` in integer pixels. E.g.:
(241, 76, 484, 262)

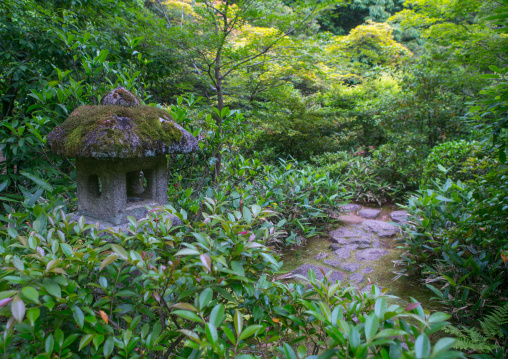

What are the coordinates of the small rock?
(331, 237, 349, 245)
(391, 210, 409, 223)
(371, 240, 383, 248)
(328, 244, 340, 251)
(323, 259, 341, 268)
(330, 227, 360, 239)
(341, 263, 361, 272)
(358, 209, 381, 219)
(362, 220, 399, 233)
(361, 266, 374, 274)
(350, 273, 364, 284)
(334, 248, 351, 260)
(350, 237, 374, 245)
(342, 244, 359, 251)
(377, 230, 396, 238)
(289, 264, 346, 282)
(314, 252, 329, 261)
(356, 248, 389, 261)
(340, 204, 362, 212)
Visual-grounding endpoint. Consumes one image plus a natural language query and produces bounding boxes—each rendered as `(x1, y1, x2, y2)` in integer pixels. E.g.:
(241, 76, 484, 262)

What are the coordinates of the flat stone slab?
(350, 273, 364, 284)
(350, 237, 374, 245)
(334, 248, 352, 260)
(340, 204, 362, 212)
(391, 210, 409, 223)
(290, 264, 346, 282)
(356, 248, 390, 261)
(329, 244, 340, 251)
(341, 263, 361, 272)
(372, 240, 383, 248)
(342, 244, 359, 251)
(323, 259, 341, 268)
(361, 220, 399, 234)
(361, 266, 374, 274)
(315, 253, 329, 261)
(330, 227, 360, 239)
(358, 209, 381, 219)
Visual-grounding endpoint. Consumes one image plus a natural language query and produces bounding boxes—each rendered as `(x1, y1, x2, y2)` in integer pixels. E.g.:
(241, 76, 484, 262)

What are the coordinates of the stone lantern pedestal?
(47, 87, 199, 230)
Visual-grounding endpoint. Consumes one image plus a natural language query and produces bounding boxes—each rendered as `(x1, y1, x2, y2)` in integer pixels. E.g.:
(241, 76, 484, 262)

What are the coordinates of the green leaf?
(110, 244, 128, 260)
(73, 306, 85, 328)
(43, 278, 61, 298)
(364, 313, 379, 342)
(26, 307, 40, 326)
(209, 304, 224, 328)
(242, 206, 252, 224)
(234, 310, 243, 339)
(198, 288, 213, 310)
(45, 334, 54, 355)
(20, 171, 53, 192)
(79, 334, 95, 351)
(432, 338, 456, 354)
(500, 149, 506, 164)
(205, 322, 218, 346)
(22, 286, 39, 303)
(172, 310, 203, 323)
(175, 248, 200, 256)
(415, 333, 431, 359)
(239, 325, 262, 341)
(283, 343, 297, 359)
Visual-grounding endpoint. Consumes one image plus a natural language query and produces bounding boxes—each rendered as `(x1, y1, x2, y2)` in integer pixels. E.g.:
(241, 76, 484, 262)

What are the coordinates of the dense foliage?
(1, 0, 507, 357)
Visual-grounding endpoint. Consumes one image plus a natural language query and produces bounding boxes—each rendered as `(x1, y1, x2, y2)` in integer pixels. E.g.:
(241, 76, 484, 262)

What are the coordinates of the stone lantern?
(47, 87, 198, 227)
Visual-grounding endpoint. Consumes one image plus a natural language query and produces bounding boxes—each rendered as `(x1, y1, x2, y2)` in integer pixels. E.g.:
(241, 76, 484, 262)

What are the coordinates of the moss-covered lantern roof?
(47, 87, 199, 158)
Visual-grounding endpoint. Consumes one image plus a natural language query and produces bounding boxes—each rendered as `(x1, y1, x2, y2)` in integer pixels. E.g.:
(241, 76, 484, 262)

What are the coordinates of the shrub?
(422, 140, 483, 184)
(0, 201, 464, 358)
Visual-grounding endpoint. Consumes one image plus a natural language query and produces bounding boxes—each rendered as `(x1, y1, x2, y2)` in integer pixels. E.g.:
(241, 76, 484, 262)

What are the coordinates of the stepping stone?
(341, 262, 361, 272)
(289, 264, 346, 282)
(350, 237, 374, 245)
(361, 266, 374, 274)
(358, 243, 372, 249)
(334, 248, 351, 260)
(330, 227, 360, 239)
(372, 240, 383, 248)
(361, 220, 399, 234)
(323, 259, 341, 268)
(331, 237, 349, 245)
(314, 252, 329, 261)
(378, 230, 396, 238)
(391, 210, 409, 224)
(356, 248, 389, 261)
(350, 273, 364, 284)
(340, 204, 362, 212)
(358, 209, 381, 219)
(342, 244, 359, 251)
(329, 244, 340, 251)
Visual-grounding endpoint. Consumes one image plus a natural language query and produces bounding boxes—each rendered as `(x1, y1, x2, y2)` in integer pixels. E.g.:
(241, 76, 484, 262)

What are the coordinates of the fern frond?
(480, 302, 508, 338)
(444, 326, 498, 353)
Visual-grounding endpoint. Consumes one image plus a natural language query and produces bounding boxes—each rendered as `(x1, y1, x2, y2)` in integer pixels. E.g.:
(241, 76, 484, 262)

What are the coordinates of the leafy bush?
(422, 140, 484, 184)
(0, 199, 464, 358)
(311, 151, 403, 205)
(398, 176, 508, 329)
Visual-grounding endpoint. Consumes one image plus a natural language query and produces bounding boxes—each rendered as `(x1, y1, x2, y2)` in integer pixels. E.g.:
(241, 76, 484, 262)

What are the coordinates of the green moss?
(59, 105, 182, 157)
(114, 88, 140, 104)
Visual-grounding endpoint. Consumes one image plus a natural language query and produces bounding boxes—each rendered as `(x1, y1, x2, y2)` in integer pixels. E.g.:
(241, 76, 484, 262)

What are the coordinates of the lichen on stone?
(47, 105, 184, 158)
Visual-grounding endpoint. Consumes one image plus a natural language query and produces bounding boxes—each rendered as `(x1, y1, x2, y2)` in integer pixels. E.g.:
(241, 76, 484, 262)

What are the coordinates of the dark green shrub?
(422, 140, 484, 183)
(0, 201, 464, 358)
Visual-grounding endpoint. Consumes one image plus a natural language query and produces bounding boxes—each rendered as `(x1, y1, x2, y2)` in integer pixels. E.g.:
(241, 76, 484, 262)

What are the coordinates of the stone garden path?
(283, 204, 409, 292)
